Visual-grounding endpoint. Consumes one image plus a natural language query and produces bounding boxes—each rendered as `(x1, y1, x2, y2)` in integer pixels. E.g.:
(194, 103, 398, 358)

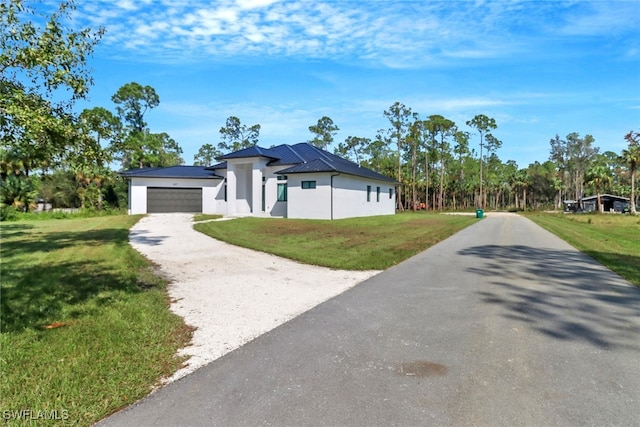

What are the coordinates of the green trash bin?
(476, 209, 484, 218)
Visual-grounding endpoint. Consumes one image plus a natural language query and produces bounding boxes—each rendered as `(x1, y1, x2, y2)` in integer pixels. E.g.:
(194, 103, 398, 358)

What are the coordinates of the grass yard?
(0, 216, 191, 426)
(525, 212, 640, 287)
(194, 212, 479, 270)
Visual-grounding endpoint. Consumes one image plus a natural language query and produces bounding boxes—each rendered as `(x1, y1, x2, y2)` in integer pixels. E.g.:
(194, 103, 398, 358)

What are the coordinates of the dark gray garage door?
(147, 187, 203, 213)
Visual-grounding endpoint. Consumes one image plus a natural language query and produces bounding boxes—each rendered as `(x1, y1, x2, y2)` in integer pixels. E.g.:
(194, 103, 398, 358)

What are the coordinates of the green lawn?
(194, 212, 479, 270)
(525, 212, 640, 287)
(0, 216, 191, 426)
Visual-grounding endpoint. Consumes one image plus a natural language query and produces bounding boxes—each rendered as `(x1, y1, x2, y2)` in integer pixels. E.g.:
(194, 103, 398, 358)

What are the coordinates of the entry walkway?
(99, 214, 640, 426)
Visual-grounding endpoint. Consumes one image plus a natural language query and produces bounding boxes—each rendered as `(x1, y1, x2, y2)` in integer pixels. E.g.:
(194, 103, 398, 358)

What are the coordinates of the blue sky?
(69, 0, 640, 168)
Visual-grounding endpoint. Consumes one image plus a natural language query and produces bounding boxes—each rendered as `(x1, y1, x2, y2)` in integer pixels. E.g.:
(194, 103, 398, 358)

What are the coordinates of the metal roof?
(122, 145, 396, 183)
(215, 142, 397, 183)
(217, 146, 279, 160)
(205, 162, 227, 170)
(580, 194, 629, 201)
(119, 166, 223, 179)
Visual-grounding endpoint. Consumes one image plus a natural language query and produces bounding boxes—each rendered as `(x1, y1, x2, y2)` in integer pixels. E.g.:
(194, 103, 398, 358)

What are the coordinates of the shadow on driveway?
(458, 244, 640, 351)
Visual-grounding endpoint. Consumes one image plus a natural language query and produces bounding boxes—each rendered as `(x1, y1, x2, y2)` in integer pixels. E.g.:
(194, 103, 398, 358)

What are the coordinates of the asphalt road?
(98, 213, 640, 427)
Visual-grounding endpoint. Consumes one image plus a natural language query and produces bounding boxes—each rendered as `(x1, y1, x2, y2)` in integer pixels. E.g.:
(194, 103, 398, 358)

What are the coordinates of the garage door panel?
(147, 187, 202, 213)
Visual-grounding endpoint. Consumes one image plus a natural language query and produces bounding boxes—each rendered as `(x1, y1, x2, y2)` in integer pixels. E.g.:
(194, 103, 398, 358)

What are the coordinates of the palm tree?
(621, 131, 640, 214)
(586, 164, 612, 213)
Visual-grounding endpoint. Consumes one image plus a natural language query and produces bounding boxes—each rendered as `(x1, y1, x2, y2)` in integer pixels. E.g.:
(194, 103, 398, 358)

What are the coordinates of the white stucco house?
(120, 143, 398, 220)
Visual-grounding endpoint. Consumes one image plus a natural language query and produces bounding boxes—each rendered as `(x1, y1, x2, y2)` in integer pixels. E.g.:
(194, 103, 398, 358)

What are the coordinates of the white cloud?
(236, 0, 280, 10)
(80, 1, 639, 68)
(115, 0, 138, 11)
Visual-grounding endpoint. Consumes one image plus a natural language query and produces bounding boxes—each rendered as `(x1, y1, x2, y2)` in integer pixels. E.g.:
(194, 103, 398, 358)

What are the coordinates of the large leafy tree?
(621, 130, 640, 214)
(1, 0, 103, 211)
(218, 116, 260, 153)
(309, 116, 339, 150)
(1, 0, 103, 175)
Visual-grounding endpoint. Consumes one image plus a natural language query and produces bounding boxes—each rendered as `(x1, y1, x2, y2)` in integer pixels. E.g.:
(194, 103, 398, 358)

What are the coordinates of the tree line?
(1, 0, 638, 216)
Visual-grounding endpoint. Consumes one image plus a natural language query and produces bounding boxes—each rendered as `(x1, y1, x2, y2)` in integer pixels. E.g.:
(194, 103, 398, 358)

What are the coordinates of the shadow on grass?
(1, 226, 167, 333)
(1, 227, 132, 257)
(458, 245, 640, 351)
(2, 226, 169, 257)
(0, 223, 35, 239)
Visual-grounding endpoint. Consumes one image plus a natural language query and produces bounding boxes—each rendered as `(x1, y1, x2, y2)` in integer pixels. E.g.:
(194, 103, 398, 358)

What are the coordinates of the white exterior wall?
(263, 165, 292, 217)
(225, 158, 272, 216)
(287, 173, 396, 220)
(128, 177, 224, 214)
(286, 174, 332, 219)
(332, 174, 395, 219)
(127, 165, 395, 219)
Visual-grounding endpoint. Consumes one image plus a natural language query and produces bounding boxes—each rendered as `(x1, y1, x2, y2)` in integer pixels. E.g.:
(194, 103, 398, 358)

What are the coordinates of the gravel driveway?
(129, 214, 379, 383)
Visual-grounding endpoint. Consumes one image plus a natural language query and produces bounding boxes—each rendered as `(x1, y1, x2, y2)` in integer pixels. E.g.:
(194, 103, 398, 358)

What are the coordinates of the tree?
(77, 106, 119, 172)
(585, 163, 612, 213)
(194, 143, 222, 166)
(218, 116, 260, 152)
(126, 131, 183, 168)
(425, 115, 455, 210)
(0, 173, 37, 210)
(79, 107, 121, 148)
(621, 130, 640, 214)
(384, 102, 414, 210)
(109, 83, 183, 168)
(309, 116, 339, 150)
(69, 108, 120, 209)
(466, 115, 497, 208)
(551, 133, 599, 203)
(361, 133, 394, 177)
(406, 119, 425, 210)
(568, 133, 599, 201)
(1, 0, 104, 182)
(334, 136, 369, 164)
(450, 130, 470, 210)
(111, 82, 159, 133)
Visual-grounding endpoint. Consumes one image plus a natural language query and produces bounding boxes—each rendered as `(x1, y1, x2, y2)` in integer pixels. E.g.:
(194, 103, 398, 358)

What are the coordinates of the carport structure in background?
(580, 194, 629, 213)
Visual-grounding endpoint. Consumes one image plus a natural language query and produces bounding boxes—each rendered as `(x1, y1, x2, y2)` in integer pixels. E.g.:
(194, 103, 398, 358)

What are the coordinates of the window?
(302, 180, 316, 189)
(377, 186, 380, 202)
(277, 175, 287, 201)
(277, 183, 287, 201)
(389, 188, 393, 199)
(367, 185, 371, 202)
